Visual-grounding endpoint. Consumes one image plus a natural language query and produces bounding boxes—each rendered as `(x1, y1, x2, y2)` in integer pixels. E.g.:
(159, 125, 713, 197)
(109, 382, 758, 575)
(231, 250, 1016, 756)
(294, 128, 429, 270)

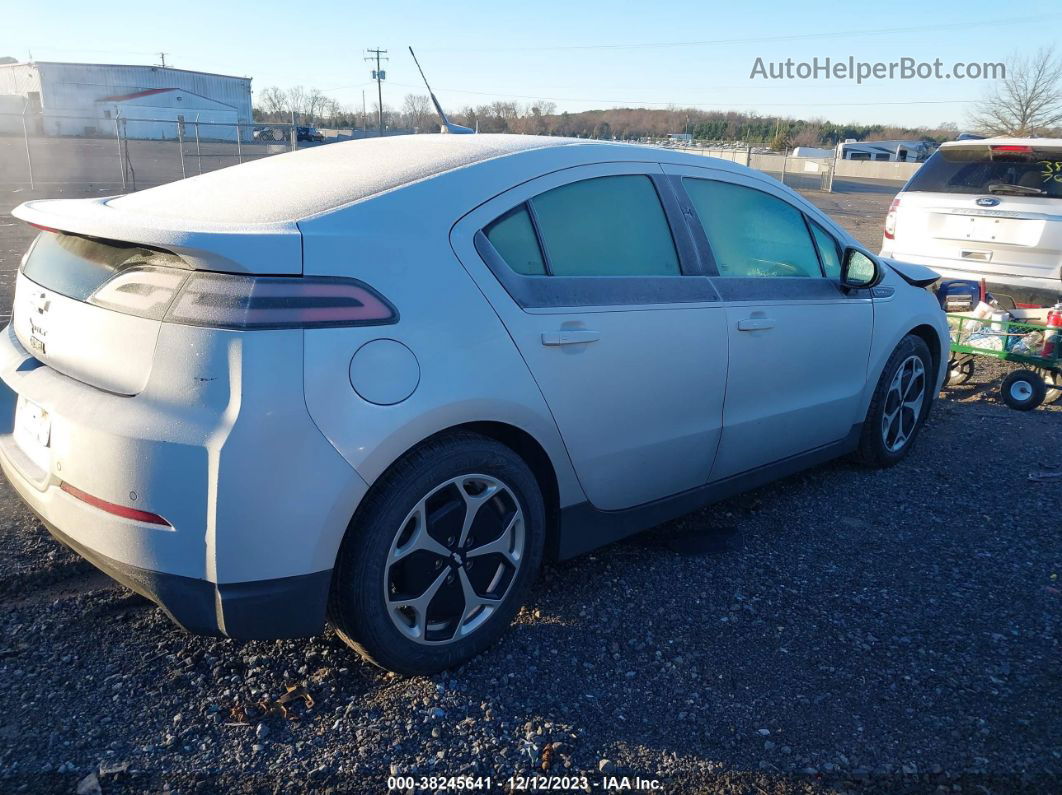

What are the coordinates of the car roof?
(940, 136, 1062, 148)
(98, 134, 769, 224)
(10, 134, 805, 274)
(105, 134, 595, 224)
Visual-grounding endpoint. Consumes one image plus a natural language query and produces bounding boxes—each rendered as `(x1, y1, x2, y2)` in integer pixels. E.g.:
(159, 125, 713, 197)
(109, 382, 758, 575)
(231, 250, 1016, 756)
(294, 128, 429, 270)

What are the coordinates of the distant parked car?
(252, 126, 283, 142)
(881, 137, 1062, 306)
(3, 135, 948, 674)
(297, 126, 324, 142)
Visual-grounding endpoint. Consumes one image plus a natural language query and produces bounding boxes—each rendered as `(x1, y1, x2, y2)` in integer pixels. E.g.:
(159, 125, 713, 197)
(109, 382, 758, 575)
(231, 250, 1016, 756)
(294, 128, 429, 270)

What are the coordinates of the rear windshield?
(21, 231, 188, 301)
(906, 146, 1062, 198)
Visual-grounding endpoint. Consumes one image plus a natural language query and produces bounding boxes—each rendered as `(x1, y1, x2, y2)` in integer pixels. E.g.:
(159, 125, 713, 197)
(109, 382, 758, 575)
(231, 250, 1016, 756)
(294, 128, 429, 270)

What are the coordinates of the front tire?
(329, 432, 545, 675)
(855, 334, 933, 467)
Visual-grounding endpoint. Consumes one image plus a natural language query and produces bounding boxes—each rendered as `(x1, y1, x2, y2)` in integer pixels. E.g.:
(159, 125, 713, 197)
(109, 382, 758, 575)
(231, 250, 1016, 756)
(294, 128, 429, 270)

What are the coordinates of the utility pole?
(158, 52, 168, 68)
(364, 48, 388, 137)
(361, 90, 366, 132)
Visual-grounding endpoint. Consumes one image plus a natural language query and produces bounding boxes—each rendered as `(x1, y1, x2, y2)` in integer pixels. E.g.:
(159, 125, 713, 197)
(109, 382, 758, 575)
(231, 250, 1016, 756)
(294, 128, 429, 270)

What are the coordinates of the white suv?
(881, 138, 1062, 306)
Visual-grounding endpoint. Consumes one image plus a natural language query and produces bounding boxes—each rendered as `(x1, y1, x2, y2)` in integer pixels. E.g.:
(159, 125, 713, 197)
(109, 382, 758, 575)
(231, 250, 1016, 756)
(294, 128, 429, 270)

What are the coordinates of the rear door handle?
(541, 329, 601, 346)
(737, 317, 776, 332)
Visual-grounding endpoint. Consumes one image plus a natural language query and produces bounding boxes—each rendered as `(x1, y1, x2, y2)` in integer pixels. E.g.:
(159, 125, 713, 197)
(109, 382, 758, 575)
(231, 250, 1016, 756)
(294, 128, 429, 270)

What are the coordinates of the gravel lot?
(0, 175, 1059, 794)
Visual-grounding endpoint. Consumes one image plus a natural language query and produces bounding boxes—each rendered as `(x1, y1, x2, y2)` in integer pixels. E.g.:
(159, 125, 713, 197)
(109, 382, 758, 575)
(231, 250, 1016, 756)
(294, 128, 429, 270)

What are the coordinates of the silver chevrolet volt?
(1, 135, 948, 673)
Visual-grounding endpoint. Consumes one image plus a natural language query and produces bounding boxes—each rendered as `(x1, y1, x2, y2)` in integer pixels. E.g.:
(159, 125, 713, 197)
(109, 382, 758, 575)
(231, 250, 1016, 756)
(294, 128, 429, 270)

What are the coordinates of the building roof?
(0, 60, 251, 83)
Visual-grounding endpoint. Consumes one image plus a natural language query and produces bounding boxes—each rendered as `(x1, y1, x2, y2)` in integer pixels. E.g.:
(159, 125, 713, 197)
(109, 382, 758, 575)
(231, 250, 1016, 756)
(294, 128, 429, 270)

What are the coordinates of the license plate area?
(936, 214, 1041, 246)
(13, 397, 51, 473)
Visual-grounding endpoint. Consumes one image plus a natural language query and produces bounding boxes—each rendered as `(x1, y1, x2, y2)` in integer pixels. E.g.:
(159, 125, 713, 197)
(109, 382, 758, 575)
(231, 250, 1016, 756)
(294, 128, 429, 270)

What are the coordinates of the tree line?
(252, 47, 1062, 144)
(253, 88, 958, 146)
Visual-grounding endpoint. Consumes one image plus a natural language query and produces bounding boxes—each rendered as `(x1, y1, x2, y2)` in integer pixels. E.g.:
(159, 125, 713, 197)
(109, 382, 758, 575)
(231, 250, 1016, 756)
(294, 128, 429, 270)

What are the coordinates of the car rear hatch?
(891, 143, 1062, 284)
(11, 197, 302, 395)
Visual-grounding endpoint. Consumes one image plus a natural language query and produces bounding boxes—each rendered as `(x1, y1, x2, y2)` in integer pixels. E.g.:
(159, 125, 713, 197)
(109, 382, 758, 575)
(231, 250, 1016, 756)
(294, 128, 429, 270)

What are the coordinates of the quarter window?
(809, 220, 843, 280)
(684, 179, 823, 278)
(484, 175, 680, 278)
(484, 206, 546, 276)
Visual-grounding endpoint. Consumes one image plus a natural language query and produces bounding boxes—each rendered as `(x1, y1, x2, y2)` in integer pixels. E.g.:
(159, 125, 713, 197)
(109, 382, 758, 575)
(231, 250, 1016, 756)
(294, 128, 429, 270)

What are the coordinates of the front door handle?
(541, 329, 601, 346)
(737, 317, 776, 332)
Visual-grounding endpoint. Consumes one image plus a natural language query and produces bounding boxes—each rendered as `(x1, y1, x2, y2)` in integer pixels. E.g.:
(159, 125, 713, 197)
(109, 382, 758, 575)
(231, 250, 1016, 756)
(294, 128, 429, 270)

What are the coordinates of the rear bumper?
(26, 503, 330, 638)
(0, 321, 367, 639)
(880, 251, 1062, 306)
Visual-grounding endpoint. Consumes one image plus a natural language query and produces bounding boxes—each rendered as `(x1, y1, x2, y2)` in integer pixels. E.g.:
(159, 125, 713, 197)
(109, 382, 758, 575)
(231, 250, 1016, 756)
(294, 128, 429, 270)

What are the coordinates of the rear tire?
(1001, 370, 1045, 411)
(855, 334, 933, 467)
(329, 432, 545, 675)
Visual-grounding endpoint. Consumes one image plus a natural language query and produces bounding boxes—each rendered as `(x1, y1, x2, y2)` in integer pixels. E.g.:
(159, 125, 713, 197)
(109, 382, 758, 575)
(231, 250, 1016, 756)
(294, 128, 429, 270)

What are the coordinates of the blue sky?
(3, 0, 1060, 128)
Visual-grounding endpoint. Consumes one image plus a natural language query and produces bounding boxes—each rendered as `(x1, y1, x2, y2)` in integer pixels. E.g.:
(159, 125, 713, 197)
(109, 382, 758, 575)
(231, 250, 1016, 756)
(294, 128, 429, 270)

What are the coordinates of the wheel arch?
(334, 421, 565, 570)
(908, 323, 943, 383)
(460, 421, 562, 559)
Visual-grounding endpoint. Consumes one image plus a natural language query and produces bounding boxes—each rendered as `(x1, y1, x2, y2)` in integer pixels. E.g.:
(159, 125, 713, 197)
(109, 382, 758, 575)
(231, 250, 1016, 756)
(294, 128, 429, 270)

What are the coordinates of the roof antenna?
(408, 46, 473, 134)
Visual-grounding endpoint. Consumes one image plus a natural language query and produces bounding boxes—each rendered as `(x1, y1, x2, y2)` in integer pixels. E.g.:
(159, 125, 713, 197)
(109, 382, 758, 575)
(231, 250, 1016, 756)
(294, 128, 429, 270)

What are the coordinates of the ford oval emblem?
(976, 197, 1000, 207)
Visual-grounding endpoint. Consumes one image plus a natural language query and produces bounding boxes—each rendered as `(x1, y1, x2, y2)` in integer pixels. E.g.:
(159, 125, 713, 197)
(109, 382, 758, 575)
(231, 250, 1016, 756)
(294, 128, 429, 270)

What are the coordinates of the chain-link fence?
(0, 110, 312, 191)
(2, 112, 844, 194)
(674, 144, 835, 192)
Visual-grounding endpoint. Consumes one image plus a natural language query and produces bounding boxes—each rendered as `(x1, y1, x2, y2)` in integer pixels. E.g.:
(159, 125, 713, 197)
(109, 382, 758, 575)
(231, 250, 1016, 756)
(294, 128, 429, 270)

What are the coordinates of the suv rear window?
(906, 146, 1062, 198)
(21, 231, 188, 302)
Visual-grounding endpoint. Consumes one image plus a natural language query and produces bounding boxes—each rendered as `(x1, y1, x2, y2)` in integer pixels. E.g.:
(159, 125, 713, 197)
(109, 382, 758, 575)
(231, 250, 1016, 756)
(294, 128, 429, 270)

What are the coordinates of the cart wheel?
(1044, 371, 1062, 405)
(1001, 370, 1046, 411)
(946, 358, 975, 387)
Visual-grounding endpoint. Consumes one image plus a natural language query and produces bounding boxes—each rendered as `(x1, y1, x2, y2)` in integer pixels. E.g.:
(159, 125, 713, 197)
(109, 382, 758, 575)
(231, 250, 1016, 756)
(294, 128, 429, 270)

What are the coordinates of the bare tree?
(258, 86, 289, 116)
(286, 85, 308, 120)
(371, 102, 398, 132)
(305, 88, 327, 124)
(969, 47, 1062, 136)
(402, 94, 434, 132)
(791, 123, 824, 147)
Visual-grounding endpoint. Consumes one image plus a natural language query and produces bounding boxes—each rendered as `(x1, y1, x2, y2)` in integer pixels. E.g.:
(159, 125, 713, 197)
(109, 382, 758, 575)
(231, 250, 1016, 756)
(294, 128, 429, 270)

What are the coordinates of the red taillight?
(87, 272, 398, 330)
(884, 198, 900, 240)
(29, 222, 62, 234)
(164, 274, 397, 329)
(990, 145, 1033, 153)
(60, 482, 170, 526)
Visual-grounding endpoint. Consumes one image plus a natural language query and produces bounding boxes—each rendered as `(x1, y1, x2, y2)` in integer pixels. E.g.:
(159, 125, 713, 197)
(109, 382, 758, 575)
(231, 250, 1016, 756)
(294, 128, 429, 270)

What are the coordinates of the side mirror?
(841, 248, 880, 289)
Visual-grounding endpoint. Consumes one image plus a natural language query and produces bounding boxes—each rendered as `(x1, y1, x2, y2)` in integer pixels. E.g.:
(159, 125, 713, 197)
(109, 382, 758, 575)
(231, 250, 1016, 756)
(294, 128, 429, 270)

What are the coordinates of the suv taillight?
(884, 198, 900, 240)
(88, 269, 397, 330)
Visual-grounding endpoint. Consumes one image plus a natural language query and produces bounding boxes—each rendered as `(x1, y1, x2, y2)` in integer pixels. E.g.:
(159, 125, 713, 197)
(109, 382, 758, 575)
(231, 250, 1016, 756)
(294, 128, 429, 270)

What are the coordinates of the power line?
(419, 13, 1062, 53)
(383, 80, 975, 109)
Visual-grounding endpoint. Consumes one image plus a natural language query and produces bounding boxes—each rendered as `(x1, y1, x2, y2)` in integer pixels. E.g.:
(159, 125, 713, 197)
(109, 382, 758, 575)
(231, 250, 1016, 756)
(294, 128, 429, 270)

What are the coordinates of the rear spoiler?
(12, 197, 302, 275)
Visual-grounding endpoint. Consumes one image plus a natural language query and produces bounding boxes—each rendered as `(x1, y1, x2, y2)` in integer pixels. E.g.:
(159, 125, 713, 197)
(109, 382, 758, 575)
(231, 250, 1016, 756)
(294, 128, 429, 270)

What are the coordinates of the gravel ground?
(0, 181, 1059, 794)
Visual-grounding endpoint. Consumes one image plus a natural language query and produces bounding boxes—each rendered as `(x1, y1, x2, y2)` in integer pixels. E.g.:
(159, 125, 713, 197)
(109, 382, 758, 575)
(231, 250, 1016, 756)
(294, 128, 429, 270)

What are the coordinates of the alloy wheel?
(383, 474, 524, 645)
(881, 355, 926, 453)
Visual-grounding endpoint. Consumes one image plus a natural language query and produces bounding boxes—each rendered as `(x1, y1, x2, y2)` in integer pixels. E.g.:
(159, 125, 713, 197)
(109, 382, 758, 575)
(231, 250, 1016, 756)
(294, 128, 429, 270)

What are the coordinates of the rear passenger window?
(809, 220, 843, 280)
(484, 175, 680, 278)
(484, 207, 546, 276)
(531, 176, 679, 277)
(683, 179, 823, 278)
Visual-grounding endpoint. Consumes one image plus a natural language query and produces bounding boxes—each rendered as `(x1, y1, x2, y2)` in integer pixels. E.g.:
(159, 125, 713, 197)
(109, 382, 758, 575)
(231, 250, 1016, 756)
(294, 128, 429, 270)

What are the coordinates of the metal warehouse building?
(0, 61, 252, 140)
